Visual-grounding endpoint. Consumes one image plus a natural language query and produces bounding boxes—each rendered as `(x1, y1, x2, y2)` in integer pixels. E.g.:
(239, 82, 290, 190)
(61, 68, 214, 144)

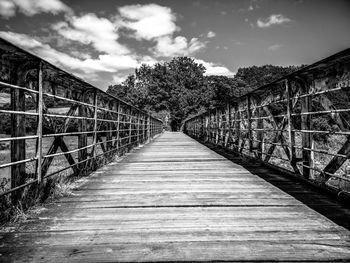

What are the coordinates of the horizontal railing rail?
(184, 48, 350, 194)
(0, 38, 163, 203)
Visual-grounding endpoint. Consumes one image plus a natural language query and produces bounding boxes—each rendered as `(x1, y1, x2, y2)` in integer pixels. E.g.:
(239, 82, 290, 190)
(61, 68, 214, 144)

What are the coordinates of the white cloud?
(137, 55, 158, 67)
(112, 75, 127, 84)
(0, 0, 72, 18)
(0, 31, 43, 48)
(118, 4, 178, 40)
(195, 59, 234, 76)
(207, 31, 216, 38)
(0, 0, 16, 18)
(153, 36, 205, 57)
(118, 3, 205, 58)
(257, 14, 291, 28)
(268, 44, 283, 51)
(53, 13, 129, 55)
(0, 31, 138, 74)
(0, 3, 211, 86)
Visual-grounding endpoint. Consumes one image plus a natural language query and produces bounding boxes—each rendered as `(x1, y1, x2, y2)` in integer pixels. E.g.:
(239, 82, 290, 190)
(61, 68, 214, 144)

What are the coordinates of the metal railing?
(0, 38, 163, 201)
(184, 48, 350, 194)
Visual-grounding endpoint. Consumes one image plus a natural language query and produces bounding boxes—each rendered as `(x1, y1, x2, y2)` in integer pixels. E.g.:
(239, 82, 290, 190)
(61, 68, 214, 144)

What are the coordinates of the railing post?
(234, 104, 241, 153)
(201, 115, 205, 140)
(215, 109, 219, 144)
(137, 111, 141, 144)
(256, 104, 264, 159)
(106, 102, 113, 152)
(147, 113, 151, 142)
(36, 62, 43, 183)
(225, 104, 231, 148)
(219, 109, 224, 146)
(300, 78, 312, 179)
(286, 79, 296, 167)
(151, 118, 153, 138)
(128, 108, 133, 147)
(78, 92, 87, 174)
(142, 113, 146, 142)
(115, 101, 121, 151)
(11, 66, 26, 202)
(247, 95, 253, 152)
(310, 139, 315, 180)
(92, 90, 98, 158)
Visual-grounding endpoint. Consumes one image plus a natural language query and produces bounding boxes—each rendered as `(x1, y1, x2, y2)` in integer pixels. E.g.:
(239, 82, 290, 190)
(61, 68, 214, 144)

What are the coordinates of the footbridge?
(1, 38, 350, 262)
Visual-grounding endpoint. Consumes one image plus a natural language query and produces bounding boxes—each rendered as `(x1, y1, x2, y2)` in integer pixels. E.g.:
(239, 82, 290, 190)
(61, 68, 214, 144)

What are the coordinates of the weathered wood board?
(1, 132, 350, 262)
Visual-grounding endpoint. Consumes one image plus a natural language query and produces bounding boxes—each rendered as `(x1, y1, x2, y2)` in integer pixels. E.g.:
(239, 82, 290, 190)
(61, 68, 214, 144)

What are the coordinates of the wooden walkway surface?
(1, 132, 350, 262)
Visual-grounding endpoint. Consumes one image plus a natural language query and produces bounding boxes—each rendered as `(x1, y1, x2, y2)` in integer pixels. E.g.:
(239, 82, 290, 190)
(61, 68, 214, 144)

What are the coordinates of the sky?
(0, 0, 349, 90)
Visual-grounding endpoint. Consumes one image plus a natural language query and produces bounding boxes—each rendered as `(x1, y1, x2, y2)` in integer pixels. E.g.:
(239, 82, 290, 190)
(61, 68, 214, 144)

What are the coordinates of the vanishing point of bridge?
(0, 39, 350, 261)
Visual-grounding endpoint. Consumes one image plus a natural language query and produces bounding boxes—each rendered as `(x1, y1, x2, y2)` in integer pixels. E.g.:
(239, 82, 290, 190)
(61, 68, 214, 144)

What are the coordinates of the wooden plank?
(1, 240, 350, 262)
(1, 132, 350, 262)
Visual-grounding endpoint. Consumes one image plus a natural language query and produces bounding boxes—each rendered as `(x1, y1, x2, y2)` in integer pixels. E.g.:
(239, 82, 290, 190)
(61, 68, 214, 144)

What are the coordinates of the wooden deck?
(1, 132, 350, 262)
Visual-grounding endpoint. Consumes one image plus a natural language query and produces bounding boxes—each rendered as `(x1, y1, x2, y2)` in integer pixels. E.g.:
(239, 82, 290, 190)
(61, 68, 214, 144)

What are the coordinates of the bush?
(312, 116, 338, 143)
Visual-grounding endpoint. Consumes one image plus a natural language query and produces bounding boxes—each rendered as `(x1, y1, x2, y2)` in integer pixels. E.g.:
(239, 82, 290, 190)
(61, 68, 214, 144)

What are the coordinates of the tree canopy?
(107, 57, 299, 130)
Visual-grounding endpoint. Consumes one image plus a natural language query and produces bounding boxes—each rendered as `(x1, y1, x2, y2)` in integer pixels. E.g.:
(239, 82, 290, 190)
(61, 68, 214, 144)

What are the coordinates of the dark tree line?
(107, 57, 299, 131)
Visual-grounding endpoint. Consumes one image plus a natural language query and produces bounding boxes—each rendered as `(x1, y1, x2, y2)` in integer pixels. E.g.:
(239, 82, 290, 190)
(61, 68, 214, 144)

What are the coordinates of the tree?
(234, 65, 301, 95)
(203, 75, 240, 109)
(107, 57, 207, 131)
(106, 59, 302, 130)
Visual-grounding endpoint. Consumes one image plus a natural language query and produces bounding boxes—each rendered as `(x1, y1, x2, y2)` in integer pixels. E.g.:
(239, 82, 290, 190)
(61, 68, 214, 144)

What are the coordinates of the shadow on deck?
(200, 140, 350, 231)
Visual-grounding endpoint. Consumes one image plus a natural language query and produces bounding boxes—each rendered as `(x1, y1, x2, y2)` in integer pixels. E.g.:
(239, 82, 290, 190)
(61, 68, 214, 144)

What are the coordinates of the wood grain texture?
(1, 132, 350, 262)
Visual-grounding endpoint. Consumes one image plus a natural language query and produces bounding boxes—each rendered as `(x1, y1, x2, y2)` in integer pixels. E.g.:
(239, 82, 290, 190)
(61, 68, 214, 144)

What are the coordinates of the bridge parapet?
(185, 48, 350, 195)
(0, 38, 163, 206)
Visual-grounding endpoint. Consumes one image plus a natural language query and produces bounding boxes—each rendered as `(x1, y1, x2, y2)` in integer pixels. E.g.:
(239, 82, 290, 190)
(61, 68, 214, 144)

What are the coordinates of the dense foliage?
(107, 57, 299, 130)
(234, 65, 303, 96)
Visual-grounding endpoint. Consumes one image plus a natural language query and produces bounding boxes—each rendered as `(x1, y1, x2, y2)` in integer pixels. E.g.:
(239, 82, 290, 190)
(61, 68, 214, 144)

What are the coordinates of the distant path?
(1, 132, 350, 262)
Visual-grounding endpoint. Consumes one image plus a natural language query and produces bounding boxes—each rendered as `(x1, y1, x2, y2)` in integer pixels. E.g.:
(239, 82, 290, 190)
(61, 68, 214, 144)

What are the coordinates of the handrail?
(184, 48, 350, 193)
(0, 38, 163, 202)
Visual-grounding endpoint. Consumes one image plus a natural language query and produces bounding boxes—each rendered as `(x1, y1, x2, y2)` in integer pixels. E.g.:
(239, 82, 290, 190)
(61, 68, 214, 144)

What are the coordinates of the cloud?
(0, 31, 139, 74)
(195, 59, 234, 76)
(118, 4, 178, 40)
(207, 31, 216, 38)
(0, 0, 72, 18)
(112, 75, 127, 84)
(118, 3, 205, 58)
(268, 44, 283, 51)
(0, 3, 210, 86)
(257, 14, 291, 28)
(137, 55, 158, 67)
(0, 0, 16, 18)
(52, 13, 129, 55)
(153, 36, 205, 57)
